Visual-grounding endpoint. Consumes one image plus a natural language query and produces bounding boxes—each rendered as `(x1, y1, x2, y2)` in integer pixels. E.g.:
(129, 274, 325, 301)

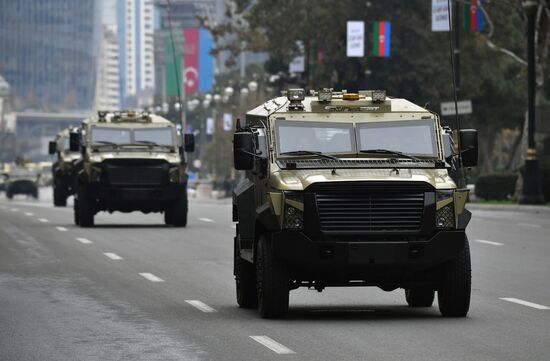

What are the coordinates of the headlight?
(436, 190, 455, 229)
(283, 191, 304, 230)
(169, 167, 180, 182)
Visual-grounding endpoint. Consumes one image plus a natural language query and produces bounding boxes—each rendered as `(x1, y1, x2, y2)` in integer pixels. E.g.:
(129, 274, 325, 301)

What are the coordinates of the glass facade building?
(0, 0, 101, 111)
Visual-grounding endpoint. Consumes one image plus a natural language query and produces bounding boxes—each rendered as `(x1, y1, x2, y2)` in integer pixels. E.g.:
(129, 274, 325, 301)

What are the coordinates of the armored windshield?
(276, 121, 355, 154)
(91, 127, 131, 145)
(134, 127, 174, 146)
(357, 119, 437, 156)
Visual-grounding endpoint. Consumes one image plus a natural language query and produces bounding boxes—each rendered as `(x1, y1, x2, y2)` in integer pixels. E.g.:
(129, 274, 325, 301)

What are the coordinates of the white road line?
(250, 336, 296, 355)
(76, 237, 92, 244)
(24, 212, 34, 216)
(517, 222, 543, 228)
(56, 226, 68, 232)
(231, 224, 237, 229)
(473, 239, 504, 246)
(104, 252, 123, 260)
(199, 217, 214, 223)
(139, 273, 165, 282)
(38, 218, 49, 223)
(10, 208, 19, 212)
(185, 300, 217, 313)
(500, 298, 549, 310)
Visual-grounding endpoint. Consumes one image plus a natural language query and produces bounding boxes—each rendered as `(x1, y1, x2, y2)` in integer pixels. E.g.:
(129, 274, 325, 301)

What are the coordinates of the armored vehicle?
(4, 168, 40, 199)
(232, 89, 478, 318)
(49, 127, 82, 206)
(71, 111, 194, 227)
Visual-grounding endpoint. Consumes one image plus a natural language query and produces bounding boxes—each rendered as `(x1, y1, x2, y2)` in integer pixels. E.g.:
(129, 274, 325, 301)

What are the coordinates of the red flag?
(183, 28, 199, 95)
(469, 0, 477, 32)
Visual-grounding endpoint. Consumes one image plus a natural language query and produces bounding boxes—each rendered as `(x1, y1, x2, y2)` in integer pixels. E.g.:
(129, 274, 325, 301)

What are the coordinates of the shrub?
(475, 174, 518, 200)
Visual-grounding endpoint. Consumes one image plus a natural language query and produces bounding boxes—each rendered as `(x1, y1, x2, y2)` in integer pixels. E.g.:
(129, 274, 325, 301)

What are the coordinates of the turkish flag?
(183, 28, 199, 95)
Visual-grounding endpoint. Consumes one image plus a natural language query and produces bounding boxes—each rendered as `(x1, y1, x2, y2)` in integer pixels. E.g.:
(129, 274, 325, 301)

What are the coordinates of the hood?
(270, 168, 455, 190)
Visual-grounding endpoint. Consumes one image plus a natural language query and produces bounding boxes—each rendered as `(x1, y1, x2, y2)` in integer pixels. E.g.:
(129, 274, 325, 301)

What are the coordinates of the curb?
(466, 203, 550, 214)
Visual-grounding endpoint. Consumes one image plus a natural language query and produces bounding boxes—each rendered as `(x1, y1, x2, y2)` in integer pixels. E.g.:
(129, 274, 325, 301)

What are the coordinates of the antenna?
(165, 0, 185, 136)
(446, 0, 465, 188)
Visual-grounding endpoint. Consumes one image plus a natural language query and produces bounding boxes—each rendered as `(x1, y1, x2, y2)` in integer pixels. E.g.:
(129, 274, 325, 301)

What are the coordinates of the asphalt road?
(0, 188, 549, 361)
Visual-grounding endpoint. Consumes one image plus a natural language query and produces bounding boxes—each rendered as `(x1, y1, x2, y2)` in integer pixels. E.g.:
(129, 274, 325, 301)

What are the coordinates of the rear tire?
(169, 191, 187, 227)
(405, 288, 435, 307)
(77, 184, 94, 227)
(6, 189, 13, 199)
(235, 230, 257, 308)
(73, 198, 80, 225)
(438, 236, 471, 317)
(256, 233, 289, 318)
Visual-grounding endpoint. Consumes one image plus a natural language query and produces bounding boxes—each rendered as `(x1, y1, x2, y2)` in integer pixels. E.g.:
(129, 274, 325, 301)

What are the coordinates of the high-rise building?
(0, 0, 101, 111)
(118, 0, 155, 107)
(95, 25, 121, 110)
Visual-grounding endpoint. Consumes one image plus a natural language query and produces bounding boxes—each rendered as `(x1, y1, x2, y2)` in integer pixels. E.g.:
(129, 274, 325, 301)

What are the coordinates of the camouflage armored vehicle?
(232, 89, 478, 318)
(71, 111, 194, 227)
(4, 167, 40, 199)
(49, 127, 82, 206)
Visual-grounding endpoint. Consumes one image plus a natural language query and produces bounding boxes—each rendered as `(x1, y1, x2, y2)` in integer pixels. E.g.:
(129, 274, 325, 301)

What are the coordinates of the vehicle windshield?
(134, 127, 174, 146)
(91, 127, 131, 145)
(357, 119, 437, 156)
(276, 121, 354, 154)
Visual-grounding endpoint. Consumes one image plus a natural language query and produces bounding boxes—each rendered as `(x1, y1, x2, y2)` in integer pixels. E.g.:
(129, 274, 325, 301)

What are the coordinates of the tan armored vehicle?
(49, 127, 82, 206)
(71, 111, 194, 227)
(4, 167, 40, 199)
(232, 89, 478, 318)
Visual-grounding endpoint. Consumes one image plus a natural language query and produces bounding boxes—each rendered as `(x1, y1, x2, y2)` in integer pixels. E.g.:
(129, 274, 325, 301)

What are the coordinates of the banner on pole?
(289, 41, 305, 73)
(432, 0, 451, 32)
(206, 117, 214, 135)
(223, 113, 233, 131)
(346, 21, 365, 57)
(464, 0, 484, 32)
(373, 21, 391, 57)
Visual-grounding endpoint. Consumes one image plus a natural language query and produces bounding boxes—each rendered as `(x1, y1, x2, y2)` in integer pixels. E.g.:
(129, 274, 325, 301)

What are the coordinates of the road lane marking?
(517, 222, 542, 228)
(38, 218, 49, 223)
(500, 298, 549, 310)
(231, 224, 237, 229)
(104, 252, 123, 260)
(199, 217, 214, 223)
(25, 212, 34, 216)
(76, 237, 92, 244)
(474, 239, 503, 246)
(185, 300, 217, 313)
(10, 208, 19, 212)
(250, 336, 296, 355)
(56, 226, 68, 232)
(139, 273, 164, 282)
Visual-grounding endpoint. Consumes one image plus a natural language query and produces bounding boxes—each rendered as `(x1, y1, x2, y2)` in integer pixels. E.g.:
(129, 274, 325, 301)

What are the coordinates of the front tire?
(76, 184, 94, 227)
(53, 186, 67, 206)
(169, 191, 188, 227)
(405, 288, 435, 307)
(256, 233, 289, 318)
(438, 236, 471, 317)
(235, 229, 257, 308)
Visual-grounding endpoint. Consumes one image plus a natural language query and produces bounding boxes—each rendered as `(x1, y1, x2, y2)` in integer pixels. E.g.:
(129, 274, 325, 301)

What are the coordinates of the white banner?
(347, 21, 364, 57)
(206, 117, 215, 135)
(288, 41, 305, 73)
(223, 113, 233, 131)
(432, 0, 451, 32)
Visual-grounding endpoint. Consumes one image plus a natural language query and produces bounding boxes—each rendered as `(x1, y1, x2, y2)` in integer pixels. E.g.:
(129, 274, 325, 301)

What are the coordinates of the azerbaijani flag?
(464, 0, 484, 32)
(373, 21, 391, 58)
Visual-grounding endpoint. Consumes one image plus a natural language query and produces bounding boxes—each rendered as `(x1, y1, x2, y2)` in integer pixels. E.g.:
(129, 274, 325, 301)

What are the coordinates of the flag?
(183, 28, 199, 95)
(198, 28, 214, 92)
(165, 32, 182, 97)
(464, 0, 484, 32)
(346, 21, 365, 57)
(310, 40, 324, 66)
(373, 21, 391, 57)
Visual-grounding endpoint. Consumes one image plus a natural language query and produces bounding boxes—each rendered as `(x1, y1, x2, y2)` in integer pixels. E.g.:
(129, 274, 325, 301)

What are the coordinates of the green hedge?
(475, 174, 518, 200)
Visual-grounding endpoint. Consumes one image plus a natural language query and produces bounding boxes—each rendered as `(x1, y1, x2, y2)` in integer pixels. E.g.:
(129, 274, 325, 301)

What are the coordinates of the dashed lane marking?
(250, 336, 296, 355)
(473, 239, 504, 246)
(24, 212, 33, 216)
(104, 252, 123, 260)
(56, 226, 68, 232)
(517, 222, 543, 228)
(500, 298, 549, 310)
(10, 208, 19, 212)
(231, 224, 237, 229)
(38, 218, 49, 223)
(76, 237, 92, 244)
(139, 273, 165, 282)
(199, 217, 214, 223)
(185, 300, 217, 313)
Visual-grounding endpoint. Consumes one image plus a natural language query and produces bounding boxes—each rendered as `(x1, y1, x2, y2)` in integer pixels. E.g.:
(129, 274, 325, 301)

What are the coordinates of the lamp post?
(519, 1, 545, 204)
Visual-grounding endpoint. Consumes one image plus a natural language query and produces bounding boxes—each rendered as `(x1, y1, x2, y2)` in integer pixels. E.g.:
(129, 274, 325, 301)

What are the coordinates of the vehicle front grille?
(103, 160, 168, 186)
(311, 182, 431, 233)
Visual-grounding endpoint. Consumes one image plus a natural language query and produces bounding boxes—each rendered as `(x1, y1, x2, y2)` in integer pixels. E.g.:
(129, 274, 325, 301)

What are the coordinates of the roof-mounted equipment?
(372, 90, 386, 103)
(318, 88, 332, 102)
(287, 88, 305, 111)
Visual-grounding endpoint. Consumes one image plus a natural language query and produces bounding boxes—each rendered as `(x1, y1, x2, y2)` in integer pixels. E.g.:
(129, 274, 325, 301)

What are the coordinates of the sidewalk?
(466, 202, 550, 214)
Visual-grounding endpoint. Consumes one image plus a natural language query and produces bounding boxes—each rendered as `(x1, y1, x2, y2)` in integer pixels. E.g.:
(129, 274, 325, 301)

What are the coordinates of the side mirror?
(459, 129, 478, 167)
(69, 132, 80, 152)
(233, 132, 254, 170)
(184, 133, 195, 152)
(48, 141, 57, 155)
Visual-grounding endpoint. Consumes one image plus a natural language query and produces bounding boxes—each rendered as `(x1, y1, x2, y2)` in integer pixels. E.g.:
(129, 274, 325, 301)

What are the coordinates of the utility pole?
(454, 0, 461, 99)
(519, 1, 545, 204)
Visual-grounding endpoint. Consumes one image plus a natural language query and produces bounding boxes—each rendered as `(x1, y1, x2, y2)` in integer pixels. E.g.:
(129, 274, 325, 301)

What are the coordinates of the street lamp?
(519, 1, 545, 204)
